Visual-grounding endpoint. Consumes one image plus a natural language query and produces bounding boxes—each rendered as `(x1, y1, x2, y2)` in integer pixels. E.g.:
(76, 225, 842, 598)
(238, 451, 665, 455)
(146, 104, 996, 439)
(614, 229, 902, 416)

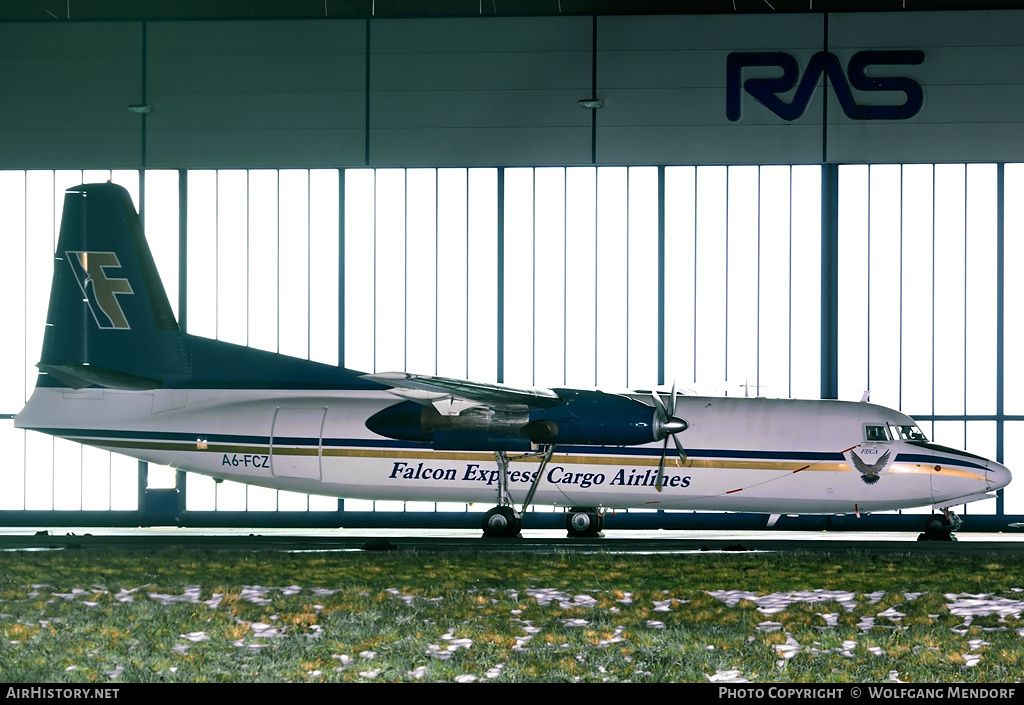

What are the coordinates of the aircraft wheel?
(482, 506, 521, 538)
(565, 508, 602, 538)
(919, 514, 955, 542)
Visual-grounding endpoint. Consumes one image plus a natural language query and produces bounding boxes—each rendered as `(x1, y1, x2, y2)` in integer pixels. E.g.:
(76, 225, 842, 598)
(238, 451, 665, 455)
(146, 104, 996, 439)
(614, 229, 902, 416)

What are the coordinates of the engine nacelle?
(366, 390, 659, 449)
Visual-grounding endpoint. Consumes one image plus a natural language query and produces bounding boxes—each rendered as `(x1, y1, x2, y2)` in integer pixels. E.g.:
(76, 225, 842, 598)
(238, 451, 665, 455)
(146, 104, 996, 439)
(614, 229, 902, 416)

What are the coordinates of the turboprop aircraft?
(14, 183, 1012, 539)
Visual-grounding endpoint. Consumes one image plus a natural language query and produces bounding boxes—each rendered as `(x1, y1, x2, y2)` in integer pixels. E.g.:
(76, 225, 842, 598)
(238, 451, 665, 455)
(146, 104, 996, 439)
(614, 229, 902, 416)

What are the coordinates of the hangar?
(1, 0, 1021, 532)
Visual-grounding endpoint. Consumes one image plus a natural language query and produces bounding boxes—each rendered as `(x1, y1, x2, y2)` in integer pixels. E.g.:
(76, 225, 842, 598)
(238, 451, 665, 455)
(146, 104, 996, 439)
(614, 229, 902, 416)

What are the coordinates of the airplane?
(13, 182, 1012, 540)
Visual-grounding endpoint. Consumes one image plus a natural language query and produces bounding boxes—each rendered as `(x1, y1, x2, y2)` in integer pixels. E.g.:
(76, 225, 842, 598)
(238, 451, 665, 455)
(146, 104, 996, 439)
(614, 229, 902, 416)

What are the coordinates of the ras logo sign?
(726, 50, 924, 122)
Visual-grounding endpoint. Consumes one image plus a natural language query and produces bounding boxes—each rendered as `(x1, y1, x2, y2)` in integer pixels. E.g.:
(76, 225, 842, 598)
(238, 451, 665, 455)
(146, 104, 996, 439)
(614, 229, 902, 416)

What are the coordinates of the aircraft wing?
(362, 371, 563, 415)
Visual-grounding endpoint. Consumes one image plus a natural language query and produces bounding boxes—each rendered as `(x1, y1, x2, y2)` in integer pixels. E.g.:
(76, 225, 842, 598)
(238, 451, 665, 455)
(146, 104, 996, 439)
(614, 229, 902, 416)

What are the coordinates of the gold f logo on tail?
(66, 251, 133, 329)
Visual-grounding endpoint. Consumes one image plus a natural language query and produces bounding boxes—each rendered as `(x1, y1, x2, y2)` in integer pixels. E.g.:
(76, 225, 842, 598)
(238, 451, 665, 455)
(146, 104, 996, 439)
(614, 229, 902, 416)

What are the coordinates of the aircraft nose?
(988, 460, 1012, 491)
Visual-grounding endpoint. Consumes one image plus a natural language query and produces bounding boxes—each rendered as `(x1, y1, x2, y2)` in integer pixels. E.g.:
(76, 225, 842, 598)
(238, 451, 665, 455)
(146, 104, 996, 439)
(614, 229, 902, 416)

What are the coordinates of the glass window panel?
(53, 438, 81, 510)
(789, 166, 821, 401)
(216, 170, 248, 346)
(110, 453, 138, 511)
(0, 423, 25, 510)
(664, 167, 696, 388)
(247, 485, 278, 511)
(345, 498, 374, 511)
(54, 172, 85, 227)
(24, 431, 53, 510)
(374, 169, 406, 373)
(1005, 164, 1024, 415)
(900, 164, 933, 414)
(0, 172, 26, 411)
(247, 170, 279, 353)
(187, 171, 218, 339)
(216, 479, 247, 511)
(309, 169, 339, 367)
(81, 446, 110, 511)
(437, 502, 467, 512)
(932, 419, 965, 451)
(309, 495, 337, 511)
(406, 169, 438, 374)
(467, 168, 498, 383)
(933, 164, 967, 415)
(695, 166, 727, 388)
(186, 473, 216, 511)
(112, 171, 141, 209)
(278, 490, 308, 511)
(965, 164, 997, 416)
(82, 169, 111, 185)
(838, 164, 869, 402)
(867, 164, 901, 411)
(143, 170, 180, 322)
(146, 464, 176, 489)
(534, 167, 566, 386)
(376, 500, 404, 512)
(26, 172, 56, 402)
(727, 166, 759, 395)
(344, 169, 375, 372)
(596, 167, 628, 390)
(963, 421, 996, 515)
(1002, 422, 1024, 515)
(627, 166, 658, 390)
(565, 167, 597, 388)
(758, 165, 791, 398)
(503, 168, 533, 385)
(279, 170, 310, 360)
(437, 169, 468, 378)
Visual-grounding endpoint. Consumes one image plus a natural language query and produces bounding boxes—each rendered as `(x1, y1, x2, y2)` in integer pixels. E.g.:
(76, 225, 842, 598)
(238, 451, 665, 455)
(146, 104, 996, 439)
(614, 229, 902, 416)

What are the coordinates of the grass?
(0, 548, 1021, 682)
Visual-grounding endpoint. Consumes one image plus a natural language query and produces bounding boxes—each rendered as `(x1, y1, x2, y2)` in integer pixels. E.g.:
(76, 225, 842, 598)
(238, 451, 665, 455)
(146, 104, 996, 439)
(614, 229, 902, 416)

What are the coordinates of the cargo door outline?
(270, 407, 326, 480)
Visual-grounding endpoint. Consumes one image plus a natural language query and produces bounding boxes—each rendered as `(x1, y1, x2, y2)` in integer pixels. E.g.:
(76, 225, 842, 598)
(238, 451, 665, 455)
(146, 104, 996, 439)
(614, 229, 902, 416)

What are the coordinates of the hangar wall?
(2, 10, 1022, 528)
(3, 11, 1024, 168)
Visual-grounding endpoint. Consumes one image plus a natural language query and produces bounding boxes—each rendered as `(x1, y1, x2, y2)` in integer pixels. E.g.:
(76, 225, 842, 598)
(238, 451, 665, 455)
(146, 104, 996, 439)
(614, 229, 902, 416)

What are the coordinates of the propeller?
(651, 381, 689, 492)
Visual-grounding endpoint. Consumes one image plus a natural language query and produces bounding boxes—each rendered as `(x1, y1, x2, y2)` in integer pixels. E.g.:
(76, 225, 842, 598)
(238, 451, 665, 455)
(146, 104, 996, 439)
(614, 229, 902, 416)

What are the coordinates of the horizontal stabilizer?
(38, 362, 163, 390)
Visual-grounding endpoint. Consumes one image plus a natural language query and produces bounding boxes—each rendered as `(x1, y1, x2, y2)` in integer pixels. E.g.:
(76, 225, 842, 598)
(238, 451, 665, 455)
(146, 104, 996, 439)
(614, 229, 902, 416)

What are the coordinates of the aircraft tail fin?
(38, 182, 185, 389)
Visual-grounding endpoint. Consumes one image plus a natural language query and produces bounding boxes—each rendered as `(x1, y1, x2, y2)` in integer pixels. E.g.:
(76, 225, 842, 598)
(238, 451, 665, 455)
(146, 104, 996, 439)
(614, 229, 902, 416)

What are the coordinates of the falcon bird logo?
(848, 449, 891, 485)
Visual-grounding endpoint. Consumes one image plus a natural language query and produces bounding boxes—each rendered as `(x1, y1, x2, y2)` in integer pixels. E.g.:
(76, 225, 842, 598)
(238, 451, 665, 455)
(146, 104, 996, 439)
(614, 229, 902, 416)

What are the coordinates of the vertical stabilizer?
(37, 183, 185, 389)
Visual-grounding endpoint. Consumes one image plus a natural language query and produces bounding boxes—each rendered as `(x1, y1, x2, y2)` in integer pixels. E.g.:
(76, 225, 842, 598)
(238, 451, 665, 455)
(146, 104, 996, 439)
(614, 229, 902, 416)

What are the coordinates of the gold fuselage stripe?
(72, 437, 988, 481)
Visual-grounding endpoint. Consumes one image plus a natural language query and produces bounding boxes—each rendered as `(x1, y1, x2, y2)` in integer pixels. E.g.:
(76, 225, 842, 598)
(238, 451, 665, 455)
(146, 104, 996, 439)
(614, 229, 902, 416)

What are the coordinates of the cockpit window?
(892, 424, 929, 442)
(864, 425, 891, 442)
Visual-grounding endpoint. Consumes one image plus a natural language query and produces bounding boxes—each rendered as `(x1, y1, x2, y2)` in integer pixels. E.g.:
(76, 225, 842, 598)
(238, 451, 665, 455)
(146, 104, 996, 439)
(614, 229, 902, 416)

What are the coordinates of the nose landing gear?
(918, 509, 961, 541)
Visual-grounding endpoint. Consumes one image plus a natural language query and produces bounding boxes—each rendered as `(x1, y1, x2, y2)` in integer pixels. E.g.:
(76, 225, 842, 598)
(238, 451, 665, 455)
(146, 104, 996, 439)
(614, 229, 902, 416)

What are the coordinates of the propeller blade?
(651, 389, 669, 421)
(670, 379, 678, 416)
(655, 435, 669, 492)
(672, 432, 688, 465)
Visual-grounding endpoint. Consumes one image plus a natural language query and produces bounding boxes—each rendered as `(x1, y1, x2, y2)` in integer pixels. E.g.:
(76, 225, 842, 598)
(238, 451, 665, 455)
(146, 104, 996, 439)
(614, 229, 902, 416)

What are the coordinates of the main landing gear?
(918, 509, 961, 541)
(480, 446, 554, 538)
(565, 507, 604, 538)
(479, 445, 604, 539)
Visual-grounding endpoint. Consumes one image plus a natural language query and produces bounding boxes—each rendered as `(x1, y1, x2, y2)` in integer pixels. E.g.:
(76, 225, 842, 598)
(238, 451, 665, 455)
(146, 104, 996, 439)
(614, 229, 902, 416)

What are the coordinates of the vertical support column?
(178, 169, 188, 332)
(657, 165, 666, 387)
(590, 15, 598, 165)
(497, 167, 505, 384)
(338, 168, 346, 369)
(821, 163, 839, 400)
(137, 460, 147, 516)
(996, 162, 1005, 516)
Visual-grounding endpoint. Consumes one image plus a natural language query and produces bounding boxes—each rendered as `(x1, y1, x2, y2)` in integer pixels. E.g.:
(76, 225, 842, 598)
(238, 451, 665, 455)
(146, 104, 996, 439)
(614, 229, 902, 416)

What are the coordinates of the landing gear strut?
(480, 446, 555, 538)
(918, 509, 961, 541)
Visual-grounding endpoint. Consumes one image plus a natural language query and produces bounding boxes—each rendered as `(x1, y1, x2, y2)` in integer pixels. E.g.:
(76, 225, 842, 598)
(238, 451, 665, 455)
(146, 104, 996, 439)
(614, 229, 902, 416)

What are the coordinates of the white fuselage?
(15, 385, 1006, 515)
